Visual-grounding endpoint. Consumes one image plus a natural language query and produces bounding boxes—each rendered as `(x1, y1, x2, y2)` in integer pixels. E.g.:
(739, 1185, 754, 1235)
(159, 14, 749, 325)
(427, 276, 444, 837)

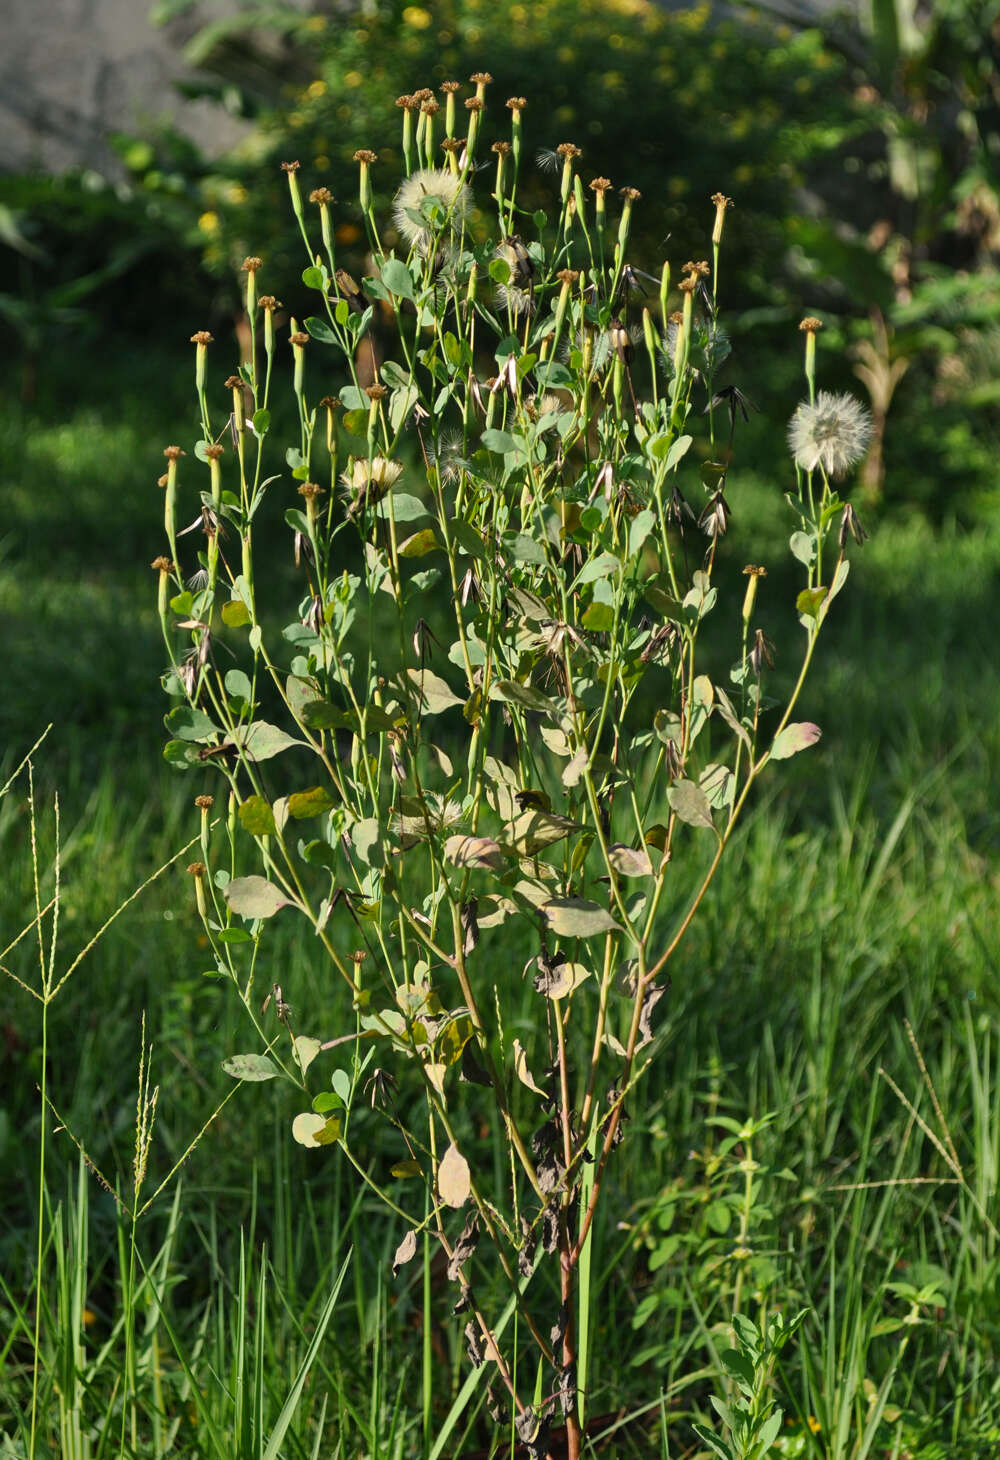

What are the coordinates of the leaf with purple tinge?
(769, 722, 821, 760)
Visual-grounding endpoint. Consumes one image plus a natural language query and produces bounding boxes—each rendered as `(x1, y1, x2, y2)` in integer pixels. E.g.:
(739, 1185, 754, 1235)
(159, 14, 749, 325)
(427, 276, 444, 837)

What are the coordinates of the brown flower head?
(309, 186, 333, 205)
(589, 177, 612, 195)
(491, 140, 512, 156)
(163, 445, 186, 461)
(440, 80, 460, 93)
(241, 256, 262, 273)
(353, 149, 378, 164)
(280, 160, 301, 173)
(195, 794, 214, 810)
(799, 316, 824, 334)
(289, 331, 309, 346)
(365, 383, 388, 402)
(189, 331, 213, 345)
(151, 555, 174, 572)
(203, 443, 224, 460)
(470, 71, 493, 85)
(557, 142, 582, 159)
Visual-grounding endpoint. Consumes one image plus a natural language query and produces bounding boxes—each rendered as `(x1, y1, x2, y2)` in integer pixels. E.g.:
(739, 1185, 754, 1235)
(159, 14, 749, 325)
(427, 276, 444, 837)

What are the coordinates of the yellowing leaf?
(438, 1141, 471, 1208)
(512, 1038, 544, 1094)
(444, 834, 504, 870)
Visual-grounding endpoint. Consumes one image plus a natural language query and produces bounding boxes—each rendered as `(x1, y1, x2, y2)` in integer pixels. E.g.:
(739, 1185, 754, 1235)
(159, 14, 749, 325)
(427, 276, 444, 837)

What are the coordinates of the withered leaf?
(636, 982, 667, 1050)
(518, 1215, 538, 1278)
(464, 1320, 484, 1368)
(392, 1229, 418, 1276)
(461, 898, 479, 955)
(446, 1216, 480, 1282)
(541, 1197, 560, 1252)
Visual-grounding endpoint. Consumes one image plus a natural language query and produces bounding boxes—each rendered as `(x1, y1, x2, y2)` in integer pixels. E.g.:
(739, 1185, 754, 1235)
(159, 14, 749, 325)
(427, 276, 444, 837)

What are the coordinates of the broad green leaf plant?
(156, 79, 869, 1458)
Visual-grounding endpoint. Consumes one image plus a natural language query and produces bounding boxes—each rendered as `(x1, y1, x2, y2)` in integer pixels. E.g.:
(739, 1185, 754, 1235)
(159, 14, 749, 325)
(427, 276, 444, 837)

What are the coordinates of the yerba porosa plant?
(155, 78, 869, 1458)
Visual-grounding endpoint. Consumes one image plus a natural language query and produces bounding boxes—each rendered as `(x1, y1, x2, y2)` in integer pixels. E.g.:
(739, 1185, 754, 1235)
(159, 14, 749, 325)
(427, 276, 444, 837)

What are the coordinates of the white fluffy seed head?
(788, 391, 873, 478)
(392, 168, 469, 253)
(496, 282, 536, 317)
(342, 456, 403, 492)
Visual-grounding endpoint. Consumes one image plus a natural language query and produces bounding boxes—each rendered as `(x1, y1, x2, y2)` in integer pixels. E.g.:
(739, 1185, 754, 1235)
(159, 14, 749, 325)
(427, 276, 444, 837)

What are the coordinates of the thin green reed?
(155, 75, 870, 1460)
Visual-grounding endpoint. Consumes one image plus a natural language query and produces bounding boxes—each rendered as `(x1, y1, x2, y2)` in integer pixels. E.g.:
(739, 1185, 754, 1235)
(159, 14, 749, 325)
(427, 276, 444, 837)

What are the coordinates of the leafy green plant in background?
(694, 1307, 808, 1460)
(154, 78, 872, 1456)
(133, 0, 999, 516)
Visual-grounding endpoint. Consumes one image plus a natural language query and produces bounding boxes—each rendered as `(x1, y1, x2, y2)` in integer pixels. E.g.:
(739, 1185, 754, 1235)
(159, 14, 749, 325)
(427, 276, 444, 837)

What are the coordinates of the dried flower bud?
(557, 142, 582, 158)
(619, 186, 641, 201)
(353, 148, 378, 164)
(469, 71, 492, 85)
(258, 295, 280, 310)
(683, 260, 710, 278)
(189, 331, 213, 345)
(151, 555, 174, 572)
(749, 629, 775, 675)
(838, 502, 868, 548)
(203, 443, 224, 460)
(289, 331, 309, 346)
(241, 256, 262, 273)
(799, 316, 824, 333)
(195, 795, 214, 810)
(440, 80, 460, 93)
(589, 177, 611, 194)
(163, 445, 186, 460)
(506, 96, 527, 111)
(491, 139, 511, 155)
(309, 186, 333, 204)
(280, 160, 301, 173)
(465, 96, 483, 111)
(365, 383, 388, 401)
(187, 861, 206, 877)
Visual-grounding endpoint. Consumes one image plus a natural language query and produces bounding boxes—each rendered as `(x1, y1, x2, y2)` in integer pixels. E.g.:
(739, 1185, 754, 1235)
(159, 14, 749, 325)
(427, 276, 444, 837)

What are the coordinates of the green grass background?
(2, 341, 1000, 1458)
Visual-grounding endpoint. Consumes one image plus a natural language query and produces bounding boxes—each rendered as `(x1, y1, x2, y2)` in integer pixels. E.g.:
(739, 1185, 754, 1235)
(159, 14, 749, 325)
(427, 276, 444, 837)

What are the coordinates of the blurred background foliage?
(1, 0, 998, 514)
